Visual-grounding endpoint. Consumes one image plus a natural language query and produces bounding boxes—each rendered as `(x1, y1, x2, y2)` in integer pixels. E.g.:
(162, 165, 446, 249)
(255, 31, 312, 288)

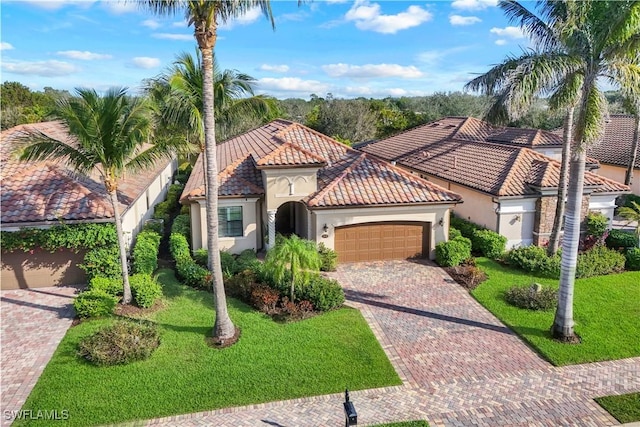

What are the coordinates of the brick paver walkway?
(0, 285, 80, 426)
(138, 260, 639, 426)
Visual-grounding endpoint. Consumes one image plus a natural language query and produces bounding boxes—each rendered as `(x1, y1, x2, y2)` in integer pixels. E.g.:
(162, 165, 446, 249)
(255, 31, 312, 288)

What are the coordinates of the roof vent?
(422, 151, 430, 158)
(453, 156, 458, 169)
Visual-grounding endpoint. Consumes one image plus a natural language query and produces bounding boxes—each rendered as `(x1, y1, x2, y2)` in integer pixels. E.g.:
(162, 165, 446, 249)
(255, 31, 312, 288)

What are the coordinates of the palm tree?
(265, 235, 321, 301)
(618, 201, 640, 247)
(139, 0, 275, 343)
(18, 87, 169, 304)
(621, 97, 640, 187)
(467, 0, 640, 341)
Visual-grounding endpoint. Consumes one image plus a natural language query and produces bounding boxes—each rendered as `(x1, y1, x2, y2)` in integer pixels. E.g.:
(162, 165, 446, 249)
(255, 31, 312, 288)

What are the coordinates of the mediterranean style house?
(358, 117, 630, 249)
(1, 121, 177, 289)
(179, 120, 462, 263)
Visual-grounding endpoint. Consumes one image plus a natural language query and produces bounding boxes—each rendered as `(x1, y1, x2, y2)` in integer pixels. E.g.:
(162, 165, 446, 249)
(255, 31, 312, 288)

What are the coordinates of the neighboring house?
(179, 119, 462, 263)
(0, 121, 177, 289)
(586, 114, 640, 195)
(358, 117, 629, 249)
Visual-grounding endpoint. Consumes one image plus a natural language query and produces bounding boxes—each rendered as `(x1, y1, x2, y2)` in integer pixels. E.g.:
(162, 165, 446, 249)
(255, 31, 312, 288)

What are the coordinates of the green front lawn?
(17, 269, 400, 426)
(595, 393, 640, 423)
(471, 258, 640, 366)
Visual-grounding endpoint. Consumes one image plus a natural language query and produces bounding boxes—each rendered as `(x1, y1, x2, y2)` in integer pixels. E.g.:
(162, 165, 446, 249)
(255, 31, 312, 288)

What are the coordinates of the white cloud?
(490, 26, 525, 39)
(141, 19, 161, 30)
(101, 0, 137, 14)
(1, 60, 79, 77)
(152, 33, 193, 41)
(451, 0, 497, 11)
(258, 77, 330, 93)
(344, 0, 433, 34)
(219, 7, 264, 30)
(172, 21, 187, 28)
(21, 1, 93, 10)
(0, 42, 14, 51)
(57, 50, 112, 60)
(449, 15, 481, 26)
(416, 46, 471, 65)
(322, 63, 423, 79)
(130, 57, 161, 69)
(259, 64, 290, 73)
(495, 39, 507, 46)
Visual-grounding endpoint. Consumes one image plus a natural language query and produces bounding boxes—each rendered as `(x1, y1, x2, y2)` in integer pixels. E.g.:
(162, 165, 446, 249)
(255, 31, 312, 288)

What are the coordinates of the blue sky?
(0, 0, 531, 99)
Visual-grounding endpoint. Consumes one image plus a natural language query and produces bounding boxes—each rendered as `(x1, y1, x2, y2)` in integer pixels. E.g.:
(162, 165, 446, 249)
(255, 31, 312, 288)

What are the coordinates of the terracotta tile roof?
(1, 121, 173, 225)
(359, 117, 629, 197)
(587, 115, 639, 169)
(486, 128, 563, 147)
(180, 119, 461, 207)
(255, 142, 326, 167)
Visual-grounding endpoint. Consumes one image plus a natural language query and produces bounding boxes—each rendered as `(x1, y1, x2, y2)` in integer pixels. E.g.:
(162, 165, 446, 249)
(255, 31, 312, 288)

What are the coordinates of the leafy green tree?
(305, 97, 377, 143)
(265, 235, 321, 301)
(468, 0, 640, 341)
(140, 0, 277, 343)
(18, 87, 170, 304)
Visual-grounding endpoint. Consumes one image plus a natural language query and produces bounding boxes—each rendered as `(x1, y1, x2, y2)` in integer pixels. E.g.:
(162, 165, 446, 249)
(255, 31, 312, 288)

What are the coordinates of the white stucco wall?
(496, 198, 537, 248)
(588, 194, 619, 227)
(121, 159, 177, 250)
(310, 204, 453, 260)
(597, 164, 640, 195)
(193, 197, 260, 254)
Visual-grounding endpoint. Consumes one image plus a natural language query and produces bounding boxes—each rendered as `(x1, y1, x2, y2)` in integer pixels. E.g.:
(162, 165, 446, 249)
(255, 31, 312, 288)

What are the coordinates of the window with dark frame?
(218, 206, 243, 237)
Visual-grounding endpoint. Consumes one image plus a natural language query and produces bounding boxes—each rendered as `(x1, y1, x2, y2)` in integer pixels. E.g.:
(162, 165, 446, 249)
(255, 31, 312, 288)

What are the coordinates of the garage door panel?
(335, 222, 428, 263)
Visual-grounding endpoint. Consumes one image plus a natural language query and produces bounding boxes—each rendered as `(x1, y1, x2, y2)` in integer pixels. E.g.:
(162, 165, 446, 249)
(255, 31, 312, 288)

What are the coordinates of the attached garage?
(334, 222, 430, 263)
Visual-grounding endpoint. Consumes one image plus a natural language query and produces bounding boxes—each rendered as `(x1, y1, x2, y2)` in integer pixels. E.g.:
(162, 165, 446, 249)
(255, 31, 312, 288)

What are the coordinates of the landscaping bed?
(15, 269, 400, 427)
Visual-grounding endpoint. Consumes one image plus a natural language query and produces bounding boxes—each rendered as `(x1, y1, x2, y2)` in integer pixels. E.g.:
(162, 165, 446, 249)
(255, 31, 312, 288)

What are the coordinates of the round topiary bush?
(129, 273, 163, 308)
(505, 283, 557, 311)
(73, 290, 118, 318)
(77, 321, 160, 366)
(435, 236, 472, 267)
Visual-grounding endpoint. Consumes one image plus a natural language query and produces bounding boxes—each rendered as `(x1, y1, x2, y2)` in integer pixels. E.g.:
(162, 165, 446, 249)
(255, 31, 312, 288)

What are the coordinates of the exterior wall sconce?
(438, 218, 444, 227)
(514, 214, 522, 222)
(322, 224, 329, 239)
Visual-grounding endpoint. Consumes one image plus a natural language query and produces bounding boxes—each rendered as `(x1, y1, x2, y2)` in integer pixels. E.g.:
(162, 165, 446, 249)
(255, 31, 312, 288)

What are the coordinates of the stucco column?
(267, 209, 277, 250)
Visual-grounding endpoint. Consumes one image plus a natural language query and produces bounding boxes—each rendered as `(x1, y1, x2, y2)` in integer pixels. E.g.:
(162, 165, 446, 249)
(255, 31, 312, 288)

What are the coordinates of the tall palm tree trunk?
(200, 43, 235, 341)
(624, 114, 639, 186)
(548, 108, 574, 255)
(108, 189, 132, 304)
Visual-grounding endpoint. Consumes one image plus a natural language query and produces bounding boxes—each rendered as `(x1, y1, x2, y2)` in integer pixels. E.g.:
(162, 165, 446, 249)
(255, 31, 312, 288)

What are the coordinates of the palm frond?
(16, 131, 97, 176)
(499, 0, 560, 50)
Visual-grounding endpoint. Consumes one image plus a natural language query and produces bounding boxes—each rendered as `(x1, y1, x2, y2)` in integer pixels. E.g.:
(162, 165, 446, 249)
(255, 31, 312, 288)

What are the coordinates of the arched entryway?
(275, 201, 308, 238)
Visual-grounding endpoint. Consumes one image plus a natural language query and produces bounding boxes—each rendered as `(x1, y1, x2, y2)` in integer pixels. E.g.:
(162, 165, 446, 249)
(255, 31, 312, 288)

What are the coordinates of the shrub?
(224, 270, 257, 301)
(171, 214, 191, 239)
(129, 274, 163, 308)
(435, 236, 472, 267)
(88, 276, 122, 297)
(79, 246, 122, 281)
(449, 227, 462, 240)
(317, 243, 338, 272)
(169, 233, 210, 289)
(236, 249, 261, 274)
(250, 284, 280, 313)
(193, 248, 209, 268)
(472, 229, 507, 259)
(450, 215, 482, 238)
(606, 229, 638, 249)
(220, 251, 238, 276)
(576, 246, 626, 278)
(586, 211, 609, 239)
(180, 204, 190, 215)
(445, 262, 488, 290)
(169, 233, 191, 262)
(625, 248, 640, 271)
(506, 246, 561, 278)
(132, 230, 161, 275)
(142, 219, 164, 235)
(166, 184, 184, 212)
(153, 201, 171, 224)
(73, 290, 118, 318)
(505, 283, 557, 311)
(299, 275, 345, 311)
(623, 193, 640, 209)
(77, 321, 160, 366)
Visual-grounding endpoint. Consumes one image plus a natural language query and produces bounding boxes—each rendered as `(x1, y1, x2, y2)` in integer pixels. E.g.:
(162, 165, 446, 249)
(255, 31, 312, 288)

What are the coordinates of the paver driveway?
(142, 260, 639, 426)
(0, 285, 80, 427)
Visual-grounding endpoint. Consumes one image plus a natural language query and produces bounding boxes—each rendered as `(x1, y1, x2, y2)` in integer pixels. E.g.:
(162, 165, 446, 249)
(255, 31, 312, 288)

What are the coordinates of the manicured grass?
(17, 269, 400, 426)
(595, 393, 640, 423)
(471, 258, 640, 366)
(374, 421, 430, 426)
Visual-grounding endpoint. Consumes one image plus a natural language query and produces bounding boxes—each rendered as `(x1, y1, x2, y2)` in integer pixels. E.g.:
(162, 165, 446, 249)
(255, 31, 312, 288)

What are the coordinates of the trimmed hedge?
(169, 233, 209, 289)
(79, 245, 122, 280)
(435, 236, 472, 267)
(171, 214, 191, 239)
(576, 246, 626, 278)
(88, 276, 122, 297)
(73, 290, 118, 318)
(471, 229, 507, 259)
(298, 274, 345, 311)
(606, 229, 638, 249)
(130, 273, 163, 308)
(506, 246, 561, 278)
(625, 248, 640, 271)
(132, 230, 161, 275)
(449, 227, 462, 240)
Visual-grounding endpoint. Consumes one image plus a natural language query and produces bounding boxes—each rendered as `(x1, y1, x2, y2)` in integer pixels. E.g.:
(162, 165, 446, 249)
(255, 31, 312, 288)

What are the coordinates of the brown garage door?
(334, 222, 428, 263)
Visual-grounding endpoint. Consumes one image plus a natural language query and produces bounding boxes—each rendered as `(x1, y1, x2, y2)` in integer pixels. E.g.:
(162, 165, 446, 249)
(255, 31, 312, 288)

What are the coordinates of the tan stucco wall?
(1, 248, 86, 290)
(194, 197, 260, 254)
(262, 168, 320, 211)
(497, 198, 537, 248)
(597, 164, 640, 195)
(311, 205, 452, 260)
